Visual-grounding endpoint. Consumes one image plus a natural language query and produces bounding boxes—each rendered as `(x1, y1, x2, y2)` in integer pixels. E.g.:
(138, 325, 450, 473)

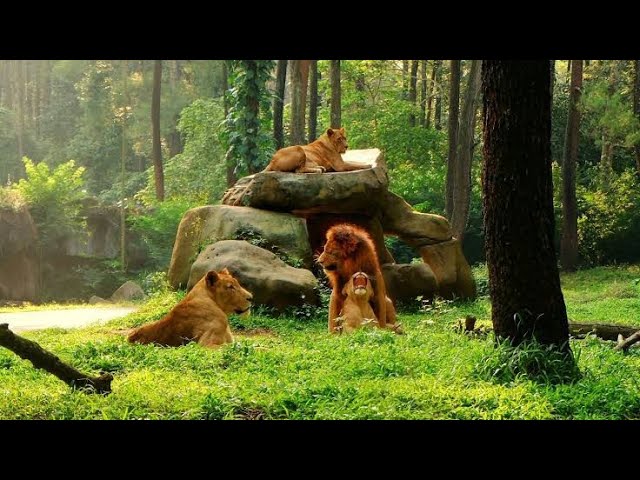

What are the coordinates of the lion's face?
(342, 272, 373, 299)
(326, 127, 348, 153)
(205, 269, 253, 315)
(317, 244, 344, 273)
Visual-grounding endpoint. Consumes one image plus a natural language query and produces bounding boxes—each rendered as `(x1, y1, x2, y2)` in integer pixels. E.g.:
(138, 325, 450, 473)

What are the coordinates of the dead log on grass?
(0, 323, 112, 394)
(614, 330, 640, 352)
(568, 322, 640, 342)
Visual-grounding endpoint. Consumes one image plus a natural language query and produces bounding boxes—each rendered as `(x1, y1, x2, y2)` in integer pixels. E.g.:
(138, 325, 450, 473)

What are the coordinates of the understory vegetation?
(1, 264, 639, 420)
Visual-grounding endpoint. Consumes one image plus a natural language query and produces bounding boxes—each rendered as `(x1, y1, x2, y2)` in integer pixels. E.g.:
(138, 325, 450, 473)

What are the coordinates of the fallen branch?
(0, 323, 112, 395)
(614, 330, 640, 352)
(568, 322, 640, 342)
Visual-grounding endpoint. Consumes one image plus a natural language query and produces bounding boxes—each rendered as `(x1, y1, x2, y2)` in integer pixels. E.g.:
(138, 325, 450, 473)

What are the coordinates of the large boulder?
(0, 206, 39, 302)
(381, 263, 439, 304)
(111, 281, 145, 302)
(222, 149, 389, 215)
(167, 205, 312, 289)
(419, 239, 476, 299)
(187, 240, 319, 311)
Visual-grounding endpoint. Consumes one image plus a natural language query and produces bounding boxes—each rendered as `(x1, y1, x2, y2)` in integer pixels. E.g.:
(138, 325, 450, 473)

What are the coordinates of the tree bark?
(434, 60, 443, 130)
(0, 324, 113, 394)
(615, 330, 640, 352)
(426, 61, 436, 128)
(222, 61, 236, 187)
(290, 60, 310, 145)
(408, 60, 419, 127)
(569, 322, 640, 341)
(15, 60, 25, 163)
(402, 60, 409, 99)
(273, 60, 287, 149)
(308, 60, 318, 142)
(560, 60, 583, 272)
(482, 60, 572, 351)
(634, 60, 640, 175)
(330, 60, 341, 129)
(419, 60, 428, 127)
(444, 60, 461, 219)
(151, 59, 165, 201)
(450, 60, 482, 242)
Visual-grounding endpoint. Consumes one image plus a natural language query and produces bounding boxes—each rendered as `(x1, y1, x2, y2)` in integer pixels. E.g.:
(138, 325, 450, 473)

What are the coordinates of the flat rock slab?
(0, 307, 137, 333)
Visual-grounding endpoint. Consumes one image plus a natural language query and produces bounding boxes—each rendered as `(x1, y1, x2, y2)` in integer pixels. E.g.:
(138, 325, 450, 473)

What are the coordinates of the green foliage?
(14, 158, 87, 251)
(127, 198, 193, 271)
(224, 60, 275, 177)
(577, 168, 640, 265)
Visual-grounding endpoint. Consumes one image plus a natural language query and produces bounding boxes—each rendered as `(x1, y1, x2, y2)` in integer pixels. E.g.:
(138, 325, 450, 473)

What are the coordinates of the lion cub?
(264, 127, 369, 174)
(128, 268, 252, 348)
(334, 272, 379, 333)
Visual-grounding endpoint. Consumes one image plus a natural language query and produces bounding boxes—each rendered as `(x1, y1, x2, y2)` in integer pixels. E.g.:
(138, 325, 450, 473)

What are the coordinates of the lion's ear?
(339, 127, 345, 135)
(220, 268, 231, 275)
(206, 270, 219, 287)
(326, 128, 334, 137)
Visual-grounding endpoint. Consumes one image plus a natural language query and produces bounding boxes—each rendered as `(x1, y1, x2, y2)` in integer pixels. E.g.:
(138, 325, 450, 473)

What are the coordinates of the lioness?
(127, 268, 252, 348)
(334, 272, 379, 333)
(264, 127, 370, 173)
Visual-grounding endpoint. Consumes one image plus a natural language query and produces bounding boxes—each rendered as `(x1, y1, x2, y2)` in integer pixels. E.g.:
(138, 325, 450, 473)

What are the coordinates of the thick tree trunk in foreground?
(290, 60, 310, 145)
(330, 60, 341, 129)
(444, 60, 461, 219)
(151, 59, 165, 201)
(308, 60, 318, 141)
(560, 60, 583, 271)
(0, 324, 113, 394)
(273, 60, 287, 150)
(482, 60, 571, 351)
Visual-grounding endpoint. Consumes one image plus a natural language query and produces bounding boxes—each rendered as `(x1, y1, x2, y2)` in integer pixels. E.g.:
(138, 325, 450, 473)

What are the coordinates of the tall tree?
(290, 60, 310, 145)
(426, 60, 436, 128)
(273, 60, 287, 150)
(120, 60, 128, 271)
(444, 60, 461, 219)
(408, 60, 419, 127)
(482, 60, 571, 351)
(560, 60, 583, 271)
(222, 61, 236, 187)
(434, 60, 443, 130)
(151, 59, 164, 201)
(450, 60, 482, 241)
(308, 60, 318, 142)
(330, 60, 341, 128)
(634, 60, 640, 174)
(419, 60, 428, 127)
(402, 60, 409, 98)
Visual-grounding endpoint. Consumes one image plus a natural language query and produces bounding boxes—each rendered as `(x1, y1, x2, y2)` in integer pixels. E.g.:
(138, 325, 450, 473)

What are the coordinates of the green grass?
(1, 265, 639, 419)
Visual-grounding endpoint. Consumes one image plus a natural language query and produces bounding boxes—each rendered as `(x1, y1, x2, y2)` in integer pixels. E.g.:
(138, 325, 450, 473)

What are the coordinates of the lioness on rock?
(264, 127, 370, 173)
(127, 269, 252, 348)
(334, 272, 379, 333)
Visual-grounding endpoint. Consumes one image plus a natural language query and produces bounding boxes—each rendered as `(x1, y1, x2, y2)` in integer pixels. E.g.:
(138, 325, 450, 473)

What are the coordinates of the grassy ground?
(1, 264, 639, 420)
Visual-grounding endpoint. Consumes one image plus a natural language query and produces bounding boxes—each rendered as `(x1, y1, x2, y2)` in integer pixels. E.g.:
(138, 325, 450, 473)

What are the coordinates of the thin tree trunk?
(419, 60, 428, 127)
(330, 60, 341, 129)
(482, 60, 571, 351)
(222, 61, 235, 187)
(633, 60, 640, 174)
(290, 60, 310, 145)
(444, 60, 461, 219)
(450, 60, 482, 242)
(308, 60, 318, 142)
(402, 60, 409, 99)
(120, 60, 128, 272)
(434, 60, 443, 130)
(15, 60, 25, 164)
(426, 61, 436, 128)
(408, 60, 419, 127)
(151, 60, 164, 201)
(560, 60, 583, 272)
(273, 60, 287, 149)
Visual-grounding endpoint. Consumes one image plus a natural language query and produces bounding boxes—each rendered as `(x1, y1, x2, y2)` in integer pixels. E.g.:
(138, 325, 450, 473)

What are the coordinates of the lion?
(317, 224, 400, 334)
(127, 268, 252, 348)
(333, 272, 379, 333)
(264, 127, 370, 174)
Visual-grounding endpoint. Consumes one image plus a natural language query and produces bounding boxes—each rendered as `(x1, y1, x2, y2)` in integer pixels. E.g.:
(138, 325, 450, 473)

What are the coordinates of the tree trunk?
(482, 60, 571, 351)
(120, 60, 128, 272)
(151, 60, 165, 201)
(402, 60, 409, 99)
(408, 60, 419, 126)
(450, 60, 482, 242)
(273, 60, 287, 149)
(308, 60, 318, 142)
(633, 60, 640, 174)
(222, 61, 236, 187)
(330, 60, 341, 129)
(15, 60, 25, 164)
(600, 132, 614, 174)
(560, 60, 583, 272)
(444, 60, 461, 219)
(419, 60, 428, 127)
(426, 61, 436, 128)
(290, 60, 310, 145)
(434, 60, 443, 130)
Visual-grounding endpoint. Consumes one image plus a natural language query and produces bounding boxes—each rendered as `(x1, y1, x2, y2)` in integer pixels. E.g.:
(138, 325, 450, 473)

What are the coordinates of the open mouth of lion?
(354, 287, 367, 296)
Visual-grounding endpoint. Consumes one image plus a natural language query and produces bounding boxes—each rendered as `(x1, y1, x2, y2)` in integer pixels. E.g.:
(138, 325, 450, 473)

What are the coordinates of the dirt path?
(0, 307, 137, 333)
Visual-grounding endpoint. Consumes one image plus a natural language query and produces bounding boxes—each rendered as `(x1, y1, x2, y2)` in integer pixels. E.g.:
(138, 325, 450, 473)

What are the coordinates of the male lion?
(127, 268, 252, 348)
(317, 224, 399, 334)
(334, 272, 378, 333)
(264, 127, 370, 173)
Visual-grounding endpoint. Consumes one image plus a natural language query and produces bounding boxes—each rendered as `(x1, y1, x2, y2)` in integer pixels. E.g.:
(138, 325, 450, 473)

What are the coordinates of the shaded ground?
(0, 307, 138, 333)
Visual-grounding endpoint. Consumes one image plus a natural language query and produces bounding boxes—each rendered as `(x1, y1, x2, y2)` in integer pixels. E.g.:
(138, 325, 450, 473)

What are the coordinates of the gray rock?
(111, 281, 145, 302)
